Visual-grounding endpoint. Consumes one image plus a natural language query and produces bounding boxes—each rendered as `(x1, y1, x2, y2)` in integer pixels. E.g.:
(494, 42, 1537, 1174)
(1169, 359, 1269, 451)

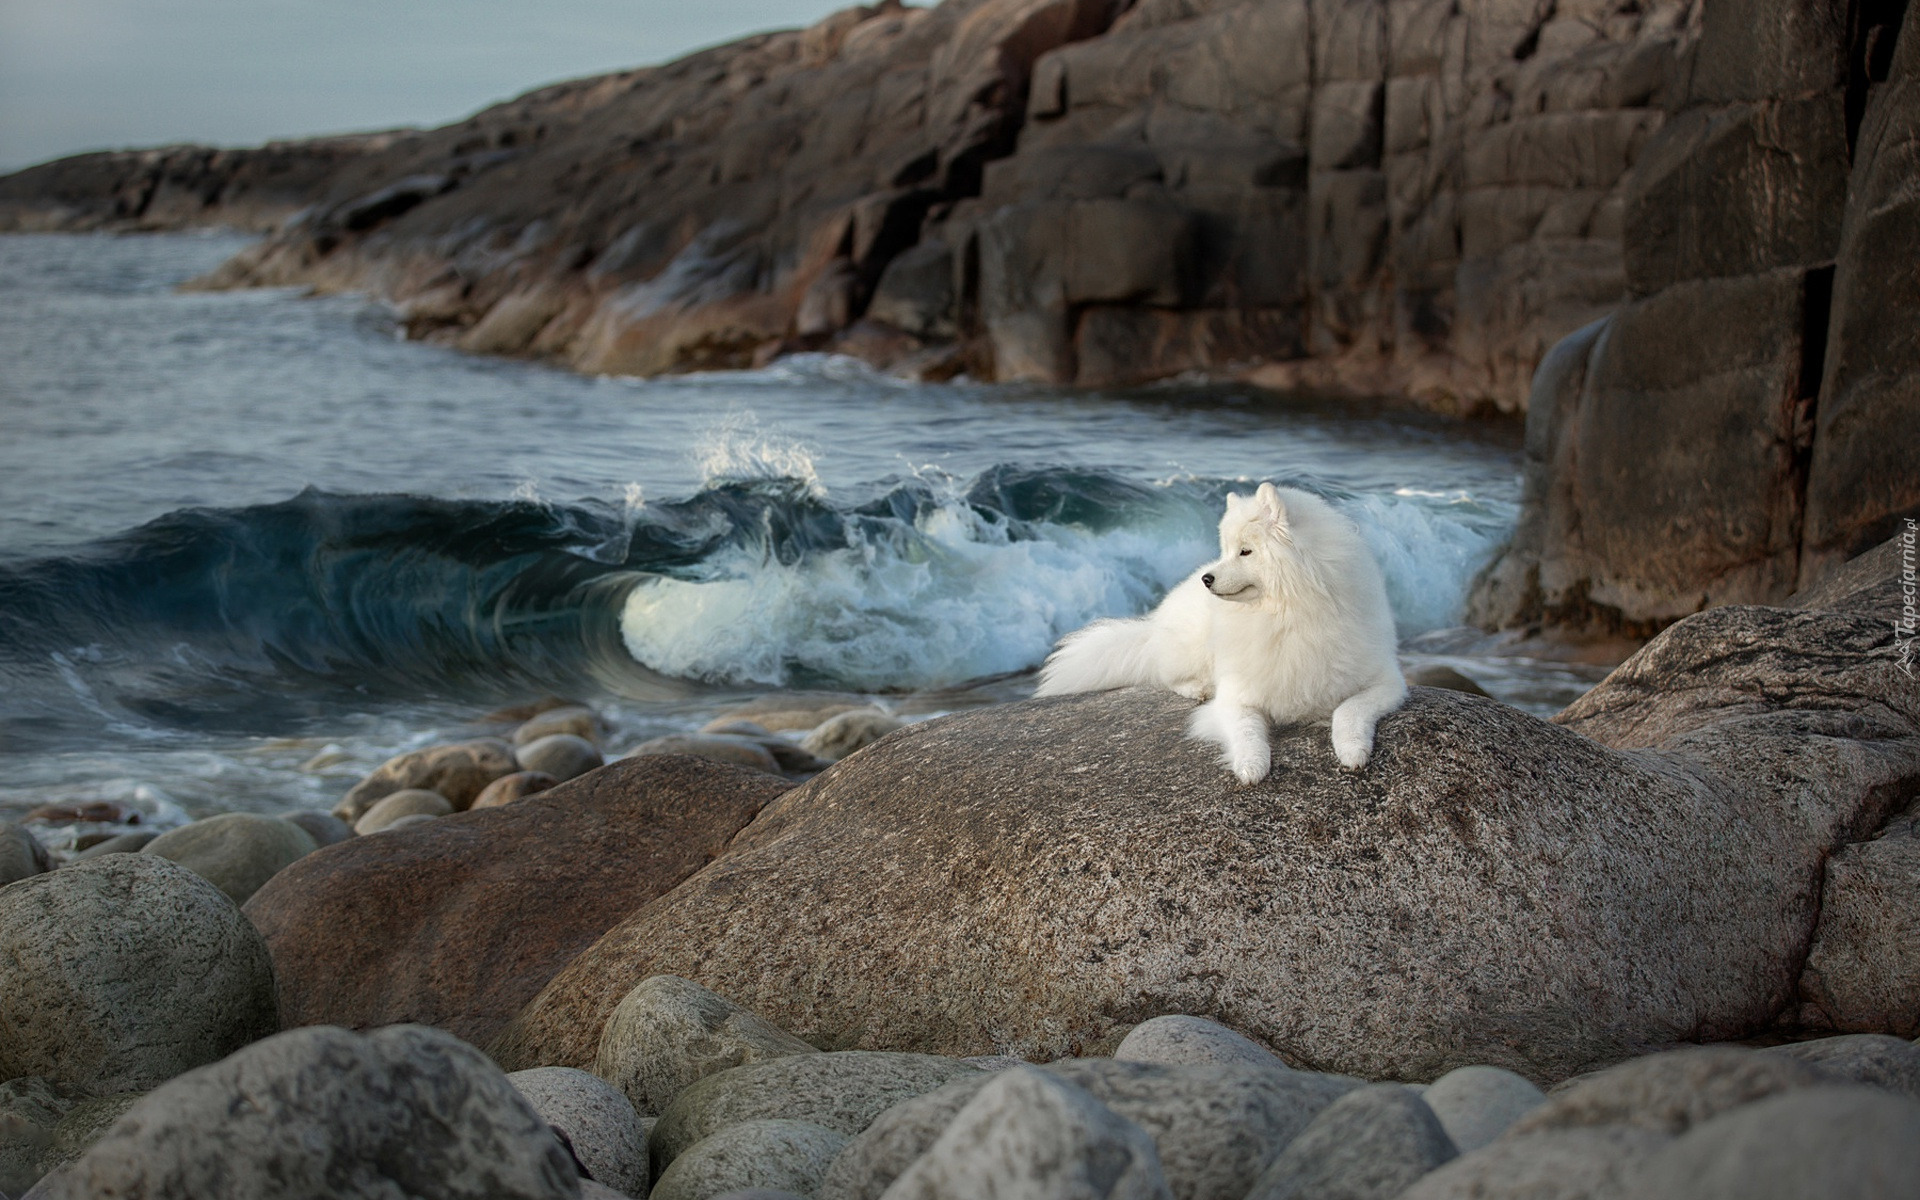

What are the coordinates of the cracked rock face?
(489, 542, 1919, 1082)
(37, 1024, 581, 1200)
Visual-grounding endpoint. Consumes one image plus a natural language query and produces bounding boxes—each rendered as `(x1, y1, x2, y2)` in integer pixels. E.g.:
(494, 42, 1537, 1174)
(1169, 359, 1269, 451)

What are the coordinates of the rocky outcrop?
(1470, 0, 1920, 635)
(244, 756, 790, 1046)
(487, 542, 1918, 1082)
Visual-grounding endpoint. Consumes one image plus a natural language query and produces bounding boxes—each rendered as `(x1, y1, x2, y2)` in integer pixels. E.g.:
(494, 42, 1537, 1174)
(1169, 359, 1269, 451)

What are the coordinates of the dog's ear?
(1255, 482, 1288, 524)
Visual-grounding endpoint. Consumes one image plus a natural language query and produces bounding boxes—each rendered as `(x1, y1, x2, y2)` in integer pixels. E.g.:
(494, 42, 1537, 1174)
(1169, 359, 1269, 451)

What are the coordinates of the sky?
(0, 0, 851, 172)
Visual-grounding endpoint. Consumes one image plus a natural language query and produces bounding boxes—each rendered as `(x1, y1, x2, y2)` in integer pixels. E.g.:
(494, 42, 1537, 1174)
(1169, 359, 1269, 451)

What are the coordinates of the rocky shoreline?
(2, 530, 1915, 1197)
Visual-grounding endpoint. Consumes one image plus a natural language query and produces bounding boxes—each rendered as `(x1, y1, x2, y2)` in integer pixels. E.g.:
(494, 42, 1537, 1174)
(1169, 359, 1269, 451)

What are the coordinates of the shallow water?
(0, 232, 1606, 837)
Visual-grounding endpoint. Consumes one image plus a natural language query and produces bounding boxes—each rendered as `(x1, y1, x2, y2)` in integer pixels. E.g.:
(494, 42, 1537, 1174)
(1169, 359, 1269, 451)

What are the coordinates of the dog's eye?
(1238, 549, 1252, 556)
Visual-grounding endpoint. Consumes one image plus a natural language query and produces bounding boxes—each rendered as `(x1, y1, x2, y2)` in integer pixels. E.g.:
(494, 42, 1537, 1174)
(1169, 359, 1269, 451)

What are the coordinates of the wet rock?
(723, 695, 870, 733)
(473, 770, 561, 809)
(0, 854, 277, 1094)
(517, 734, 604, 782)
(0, 824, 50, 885)
(1512, 1046, 1829, 1138)
(629, 735, 782, 774)
(280, 810, 353, 847)
(514, 705, 607, 746)
(71, 830, 159, 859)
(35, 1024, 578, 1200)
(880, 1066, 1171, 1200)
(799, 709, 906, 761)
(141, 812, 318, 905)
(508, 1066, 649, 1197)
(594, 975, 819, 1117)
(1246, 1084, 1455, 1200)
(1629, 1085, 1920, 1199)
(248, 756, 787, 1046)
(1400, 1125, 1667, 1200)
(652, 1120, 848, 1200)
(335, 738, 517, 820)
(1764, 1034, 1920, 1101)
(1402, 666, 1491, 698)
(650, 1052, 977, 1175)
(353, 787, 453, 834)
(1420, 1065, 1546, 1154)
(489, 586, 1920, 1081)
(1115, 1015, 1293, 1074)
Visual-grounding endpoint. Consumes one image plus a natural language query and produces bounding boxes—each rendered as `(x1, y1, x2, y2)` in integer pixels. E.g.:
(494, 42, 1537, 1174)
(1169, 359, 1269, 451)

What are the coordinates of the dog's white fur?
(1035, 482, 1406, 783)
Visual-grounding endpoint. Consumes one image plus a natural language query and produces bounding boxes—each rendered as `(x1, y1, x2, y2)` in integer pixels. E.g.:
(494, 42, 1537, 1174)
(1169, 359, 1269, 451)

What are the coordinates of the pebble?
(1420, 1064, 1546, 1153)
(374, 813, 442, 834)
(281, 810, 354, 847)
(594, 975, 818, 1118)
(141, 812, 318, 905)
(628, 734, 780, 774)
(879, 1065, 1172, 1200)
(72, 831, 159, 859)
(354, 788, 452, 834)
(0, 824, 51, 886)
(515, 734, 603, 782)
(507, 1066, 648, 1197)
(335, 738, 517, 821)
(514, 705, 605, 746)
(650, 1120, 848, 1200)
(471, 770, 561, 809)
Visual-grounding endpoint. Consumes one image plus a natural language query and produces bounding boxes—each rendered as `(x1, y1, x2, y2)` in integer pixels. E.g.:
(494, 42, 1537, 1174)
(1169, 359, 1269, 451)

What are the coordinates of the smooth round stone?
(628, 735, 780, 774)
(1404, 665, 1492, 697)
(335, 738, 518, 821)
(38, 1093, 143, 1176)
(649, 1120, 847, 1200)
(0, 854, 277, 1095)
(472, 771, 561, 810)
(1422, 1064, 1547, 1153)
(375, 813, 442, 834)
(1246, 1083, 1456, 1200)
(595, 975, 818, 1118)
(1631, 1085, 1920, 1199)
(699, 719, 776, 739)
(1115, 1014, 1294, 1073)
(281, 810, 354, 847)
(514, 706, 605, 746)
(507, 1067, 648, 1197)
(354, 789, 452, 834)
(0, 824, 51, 886)
(142, 813, 318, 906)
(516, 735, 604, 783)
(72, 831, 160, 860)
(1763, 1034, 1920, 1100)
(798, 709, 904, 761)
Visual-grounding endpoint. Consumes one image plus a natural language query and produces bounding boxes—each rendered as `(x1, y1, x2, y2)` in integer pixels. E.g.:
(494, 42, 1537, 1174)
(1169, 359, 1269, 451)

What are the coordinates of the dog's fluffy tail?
(1034, 618, 1159, 696)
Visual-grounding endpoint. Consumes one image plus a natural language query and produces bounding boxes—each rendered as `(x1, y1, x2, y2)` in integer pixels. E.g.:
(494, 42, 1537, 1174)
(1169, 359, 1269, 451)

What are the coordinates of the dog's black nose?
(1201, 573, 1215, 588)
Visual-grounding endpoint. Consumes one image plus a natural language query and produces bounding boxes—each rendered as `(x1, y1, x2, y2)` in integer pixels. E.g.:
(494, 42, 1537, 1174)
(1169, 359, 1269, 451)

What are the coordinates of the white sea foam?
(618, 477, 1515, 690)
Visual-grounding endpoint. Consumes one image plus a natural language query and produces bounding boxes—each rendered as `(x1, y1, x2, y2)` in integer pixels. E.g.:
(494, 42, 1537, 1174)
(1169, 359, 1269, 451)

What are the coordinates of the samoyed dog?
(1036, 482, 1405, 784)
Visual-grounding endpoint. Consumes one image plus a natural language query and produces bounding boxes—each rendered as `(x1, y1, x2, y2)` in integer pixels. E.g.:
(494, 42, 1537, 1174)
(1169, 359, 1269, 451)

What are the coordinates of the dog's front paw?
(1332, 730, 1371, 770)
(1229, 744, 1271, 785)
(1171, 680, 1211, 701)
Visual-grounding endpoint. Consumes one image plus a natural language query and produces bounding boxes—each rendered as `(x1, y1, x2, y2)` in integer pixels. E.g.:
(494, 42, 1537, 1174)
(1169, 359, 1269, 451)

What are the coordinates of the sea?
(0, 231, 1608, 845)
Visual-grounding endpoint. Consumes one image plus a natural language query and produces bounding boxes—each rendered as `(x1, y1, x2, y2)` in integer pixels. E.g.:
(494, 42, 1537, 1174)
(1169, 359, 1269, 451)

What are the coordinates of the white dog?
(1035, 482, 1406, 784)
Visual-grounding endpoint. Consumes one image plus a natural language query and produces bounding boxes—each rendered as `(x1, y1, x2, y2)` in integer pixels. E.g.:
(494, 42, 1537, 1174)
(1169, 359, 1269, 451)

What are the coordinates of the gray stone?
(819, 1074, 994, 1200)
(1799, 796, 1920, 1038)
(630, 735, 781, 774)
(335, 738, 518, 820)
(1114, 1015, 1293, 1074)
(36, 1094, 141, 1176)
(472, 770, 562, 809)
(1, 1117, 52, 1198)
(1245, 1084, 1456, 1200)
(280, 810, 353, 847)
(354, 787, 453, 834)
(1764, 1034, 1920, 1101)
(141, 812, 318, 905)
(652, 1120, 848, 1200)
(516, 734, 604, 782)
(36, 1024, 577, 1200)
(652, 1052, 977, 1175)
(1513, 1046, 1829, 1138)
(879, 1066, 1172, 1200)
(1630, 1085, 1920, 1199)
(1401, 666, 1492, 699)
(378, 812, 442, 833)
(0, 824, 50, 886)
(0, 854, 277, 1095)
(799, 709, 907, 762)
(1400, 1126, 1668, 1200)
(710, 1192, 807, 1200)
(509, 1066, 649, 1197)
(1420, 1065, 1546, 1154)
(71, 830, 158, 859)
(594, 975, 819, 1118)
(514, 705, 605, 746)
(868, 240, 956, 339)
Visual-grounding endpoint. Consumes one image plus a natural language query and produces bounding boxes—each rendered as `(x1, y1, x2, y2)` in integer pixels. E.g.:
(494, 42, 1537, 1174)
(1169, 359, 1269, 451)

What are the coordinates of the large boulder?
(489, 576, 1917, 1081)
(36, 1024, 580, 1200)
(141, 812, 317, 905)
(0, 854, 277, 1095)
(246, 756, 789, 1045)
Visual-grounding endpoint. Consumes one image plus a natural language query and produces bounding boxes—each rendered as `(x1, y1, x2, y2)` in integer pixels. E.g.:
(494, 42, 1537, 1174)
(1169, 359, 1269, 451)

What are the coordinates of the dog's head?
(1200, 482, 1314, 605)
